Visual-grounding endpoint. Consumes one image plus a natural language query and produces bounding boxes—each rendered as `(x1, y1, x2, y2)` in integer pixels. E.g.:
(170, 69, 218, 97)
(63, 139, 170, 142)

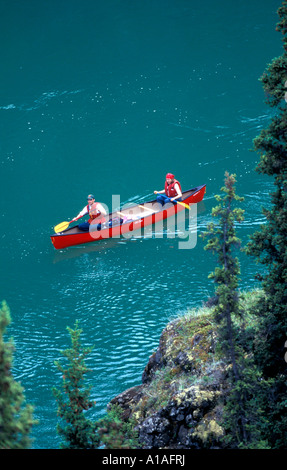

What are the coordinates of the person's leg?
(156, 194, 171, 206)
(78, 222, 90, 231)
(157, 195, 184, 206)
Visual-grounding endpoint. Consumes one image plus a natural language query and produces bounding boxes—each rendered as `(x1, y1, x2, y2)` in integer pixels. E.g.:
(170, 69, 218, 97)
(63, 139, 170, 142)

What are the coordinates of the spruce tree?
(245, 2, 287, 448)
(203, 172, 244, 368)
(246, 1, 287, 380)
(203, 173, 269, 448)
(0, 301, 36, 449)
(52, 321, 99, 449)
(203, 172, 248, 440)
(96, 404, 139, 449)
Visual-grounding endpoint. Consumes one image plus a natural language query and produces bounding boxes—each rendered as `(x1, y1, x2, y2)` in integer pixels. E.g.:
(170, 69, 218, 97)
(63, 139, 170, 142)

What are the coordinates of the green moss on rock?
(109, 290, 263, 449)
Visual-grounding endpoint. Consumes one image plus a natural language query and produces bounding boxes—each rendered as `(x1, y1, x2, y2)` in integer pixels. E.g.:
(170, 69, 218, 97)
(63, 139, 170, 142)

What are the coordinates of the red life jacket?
(87, 203, 106, 224)
(165, 179, 182, 197)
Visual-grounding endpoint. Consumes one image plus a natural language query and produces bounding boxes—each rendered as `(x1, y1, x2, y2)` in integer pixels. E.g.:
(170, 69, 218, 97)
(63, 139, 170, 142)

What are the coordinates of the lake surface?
(0, 0, 282, 448)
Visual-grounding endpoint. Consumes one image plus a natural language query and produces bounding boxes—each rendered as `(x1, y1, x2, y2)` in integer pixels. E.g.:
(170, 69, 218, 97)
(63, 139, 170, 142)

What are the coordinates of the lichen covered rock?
(110, 311, 227, 448)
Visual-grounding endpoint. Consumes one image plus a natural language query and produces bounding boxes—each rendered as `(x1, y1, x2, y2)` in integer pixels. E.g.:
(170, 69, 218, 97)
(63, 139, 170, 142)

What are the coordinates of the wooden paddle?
(174, 200, 190, 210)
(54, 221, 70, 233)
(54, 213, 83, 233)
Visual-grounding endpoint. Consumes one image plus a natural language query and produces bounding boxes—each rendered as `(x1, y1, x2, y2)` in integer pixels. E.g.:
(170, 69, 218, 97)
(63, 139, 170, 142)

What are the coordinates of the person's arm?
(154, 189, 165, 194)
(71, 206, 88, 222)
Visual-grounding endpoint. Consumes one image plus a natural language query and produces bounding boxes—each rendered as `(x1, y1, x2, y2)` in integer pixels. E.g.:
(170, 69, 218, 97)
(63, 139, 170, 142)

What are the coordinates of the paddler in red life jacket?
(154, 173, 183, 206)
(71, 194, 107, 231)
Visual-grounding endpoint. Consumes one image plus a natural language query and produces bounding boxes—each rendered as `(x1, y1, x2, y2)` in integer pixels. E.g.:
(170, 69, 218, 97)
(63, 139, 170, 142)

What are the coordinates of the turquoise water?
(0, 0, 282, 448)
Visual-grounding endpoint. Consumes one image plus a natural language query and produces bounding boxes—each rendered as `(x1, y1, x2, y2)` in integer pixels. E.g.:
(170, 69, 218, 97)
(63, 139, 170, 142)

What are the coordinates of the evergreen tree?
(0, 301, 36, 449)
(203, 172, 244, 368)
(52, 320, 99, 449)
(245, 2, 287, 448)
(246, 1, 287, 379)
(203, 173, 248, 441)
(96, 404, 139, 449)
(203, 173, 269, 448)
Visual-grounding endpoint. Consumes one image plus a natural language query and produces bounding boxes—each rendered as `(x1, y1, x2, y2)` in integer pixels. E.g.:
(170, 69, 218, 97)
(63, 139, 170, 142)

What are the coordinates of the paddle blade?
(177, 201, 190, 210)
(54, 221, 70, 233)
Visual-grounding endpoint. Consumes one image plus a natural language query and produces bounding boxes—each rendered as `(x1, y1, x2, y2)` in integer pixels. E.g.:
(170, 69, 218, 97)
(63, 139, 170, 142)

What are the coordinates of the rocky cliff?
(109, 307, 230, 449)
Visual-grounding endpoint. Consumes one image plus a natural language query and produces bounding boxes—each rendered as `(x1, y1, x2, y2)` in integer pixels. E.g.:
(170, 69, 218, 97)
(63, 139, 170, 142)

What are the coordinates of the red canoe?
(50, 184, 206, 250)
